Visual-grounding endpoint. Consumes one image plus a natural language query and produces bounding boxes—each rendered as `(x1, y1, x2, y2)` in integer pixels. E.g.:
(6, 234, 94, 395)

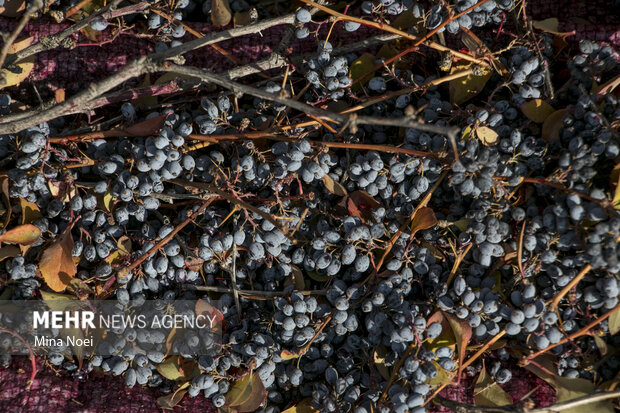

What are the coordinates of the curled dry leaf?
(474, 367, 512, 406)
(226, 370, 267, 412)
(211, 0, 232, 26)
(0, 224, 41, 245)
(410, 207, 437, 238)
(347, 190, 381, 222)
(157, 389, 188, 409)
(0, 37, 35, 89)
(39, 227, 77, 292)
(476, 126, 498, 146)
(105, 235, 132, 266)
(321, 174, 348, 197)
(520, 99, 555, 123)
(597, 73, 620, 99)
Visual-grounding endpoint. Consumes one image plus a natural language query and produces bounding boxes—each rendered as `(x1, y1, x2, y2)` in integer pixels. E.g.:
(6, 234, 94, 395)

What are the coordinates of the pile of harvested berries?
(0, 0, 619, 412)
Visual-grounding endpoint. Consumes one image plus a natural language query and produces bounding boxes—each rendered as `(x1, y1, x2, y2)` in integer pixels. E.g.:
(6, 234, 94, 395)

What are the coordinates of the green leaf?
(226, 371, 267, 412)
(474, 367, 512, 406)
(542, 108, 568, 141)
(520, 99, 555, 123)
(349, 53, 376, 92)
(449, 64, 492, 105)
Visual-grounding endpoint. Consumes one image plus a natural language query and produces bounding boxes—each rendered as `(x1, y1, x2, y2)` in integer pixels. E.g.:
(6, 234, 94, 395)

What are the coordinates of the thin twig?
(186, 284, 326, 298)
(299, 0, 488, 66)
(0, 0, 42, 72)
(115, 198, 215, 280)
(0, 327, 37, 390)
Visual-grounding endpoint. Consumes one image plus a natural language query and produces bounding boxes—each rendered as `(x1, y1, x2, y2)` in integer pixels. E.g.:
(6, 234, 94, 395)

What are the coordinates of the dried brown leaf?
(410, 207, 437, 238)
(321, 174, 347, 197)
(39, 227, 76, 292)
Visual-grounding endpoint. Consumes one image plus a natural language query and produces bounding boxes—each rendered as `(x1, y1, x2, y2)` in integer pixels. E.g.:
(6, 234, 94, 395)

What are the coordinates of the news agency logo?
(32, 311, 220, 329)
(0, 299, 223, 357)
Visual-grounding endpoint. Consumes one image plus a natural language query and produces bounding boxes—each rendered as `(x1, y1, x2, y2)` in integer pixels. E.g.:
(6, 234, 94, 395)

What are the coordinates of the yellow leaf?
(609, 306, 620, 335)
(102, 190, 115, 212)
(0, 37, 34, 89)
(156, 357, 186, 381)
(426, 361, 454, 386)
(211, 0, 232, 26)
(520, 99, 555, 123)
(476, 126, 498, 146)
(349, 53, 376, 92)
(20, 198, 41, 225)
(373, 345, 391, 380)
(226, 371, 267, 412)
(290, 264, 306, 290)
(105, 235, 132, 266)
(39, 227, 76, 292)
(0, 224, 41, 245)
(280, 350, 300, 361)
(449, 64, 492, 105)
(282, 398, 319, 413)
(474, 367, 512, 406)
